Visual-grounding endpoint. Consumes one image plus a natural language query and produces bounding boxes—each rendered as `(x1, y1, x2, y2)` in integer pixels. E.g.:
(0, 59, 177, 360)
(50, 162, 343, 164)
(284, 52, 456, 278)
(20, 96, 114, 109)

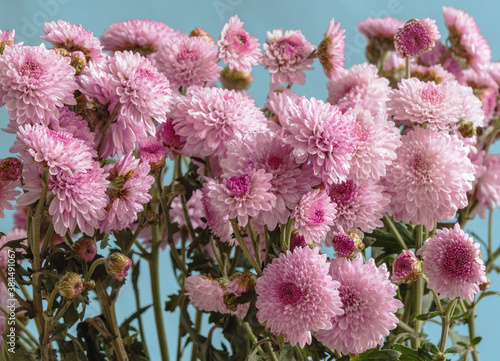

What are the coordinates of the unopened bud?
(434, 352, 446, 361)
(229, 272, 256, 294)
(458, 121, 476, 138)
(138, 138, 166, 174)
(331, 232, 364, 259)
(72, 236, 97, 263)
(105, 253, 132, 281)
(53, 47, 70, 57)
(58, 272, 84, 300)
(0, 30, 15, 55)
(190, 27, 214, 44)
(479, 276, 491, 291)
(391, 249, 422, 283)
(70, 51, 87, 74)
(145, 211, 160, 226)
(220, 67, 253, 91)
(290, 231, 314, 252)
(83, 280, 95, 291)
(223, 292, 238, 312)
(0, 157, 23, 181)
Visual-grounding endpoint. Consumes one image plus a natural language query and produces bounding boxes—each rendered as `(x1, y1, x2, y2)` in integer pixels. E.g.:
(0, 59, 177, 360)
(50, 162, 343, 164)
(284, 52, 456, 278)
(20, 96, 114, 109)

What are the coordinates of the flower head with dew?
(255, 246, 343, 348)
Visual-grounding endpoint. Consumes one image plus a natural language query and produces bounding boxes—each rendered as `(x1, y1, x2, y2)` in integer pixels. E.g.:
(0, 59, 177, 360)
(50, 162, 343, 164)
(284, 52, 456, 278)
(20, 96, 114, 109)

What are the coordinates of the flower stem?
(438, 298, 458, 352)
(383, 215, 408, 250)
(466, 306, 480, 361)
(230, 220, 263, 276)
(405, 57, 411, 79)
(412, 224, 424, 349)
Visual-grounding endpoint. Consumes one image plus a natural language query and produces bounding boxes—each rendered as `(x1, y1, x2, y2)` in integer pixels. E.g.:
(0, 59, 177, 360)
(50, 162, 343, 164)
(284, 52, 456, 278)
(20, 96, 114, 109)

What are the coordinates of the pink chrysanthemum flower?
(327, 63, 390, 114)
(472, 154, 500, 219)
(41, 20, 104, 62)
(317, 18, 345, 81)
(159, 118, 186, 160)
(282, 97, 357, 185)
(394, 18, 440, 58)
(316, 255, 403, 354)
(384, 127, 475, 230)
(0, 228, 27, 270)
(221, 132, 319, 230)
(77, 57, 118, 106)
(459, 67, 498, 122)
(205, 169, 276, 227)
(264, 88, 301, 127)
(48, 162, 109, 236)
(172, 86, 267, 158)
(100, 154, 154, 232)
(0, 180, 20, 219)
(13, 123, 95, 176)
(387, 78, 463, 129)
(106, 51, 172, 134)
(418, 223, 487, 302)
(48, 107, 96, 153)
(358, 17, 404, 43)
(156, 36, 222, 89)
(261, 29, 315, 90)
(291, 188, 336, 244)
(0, 157, 23, 182)
(255, 247, 343, 348)
(138, 136, 166, 173)
(0, 44, 77, 125)
(201, 184, 235, 245)
(218, 15, 261, 73)
(327, 232, 364, 259)
(0, 29, 15, 54)
(101, 19, 178, 57)
(185, 275, 229, 314)
(347, 106, 401, 180)
(409, 63, 457, 84)
(392, 249, 422, 284)
(443, 7, 491, 68)
(456, 84, 486, 128)
(327, 179, 389, 235)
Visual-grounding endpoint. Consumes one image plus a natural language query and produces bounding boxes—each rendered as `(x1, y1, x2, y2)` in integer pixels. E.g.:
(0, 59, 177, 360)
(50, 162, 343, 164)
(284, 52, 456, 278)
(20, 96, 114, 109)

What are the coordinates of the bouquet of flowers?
(0, 6, 499, 361)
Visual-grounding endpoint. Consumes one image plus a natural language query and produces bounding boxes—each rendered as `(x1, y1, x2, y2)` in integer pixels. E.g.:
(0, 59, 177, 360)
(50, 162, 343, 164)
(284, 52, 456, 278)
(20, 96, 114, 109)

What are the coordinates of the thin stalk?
(190, 310, 202, 361)
(243, 323, 278, 361)
(230, 220, 263, 276)
(466, 306, 480, 361)
(397, 320, 414, 333)
(40, 223, 54, 258)
(488, 209, 493, 259)
(0, 305, 40, 347)
(383, 215, 408, 250)
(412, 224, 424, 349)
(210, 237, 227, 278)
(438, 299, 458, 352)
(247, 219, 261, 266)
(405, 57, 411, 79)
(180, 194, 197, 242)
(132, 266, 149, 358)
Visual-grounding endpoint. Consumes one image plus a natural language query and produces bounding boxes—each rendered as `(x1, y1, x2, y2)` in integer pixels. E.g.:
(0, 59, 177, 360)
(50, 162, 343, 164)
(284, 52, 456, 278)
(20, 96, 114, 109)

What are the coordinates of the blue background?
(1, 0, 499, 360)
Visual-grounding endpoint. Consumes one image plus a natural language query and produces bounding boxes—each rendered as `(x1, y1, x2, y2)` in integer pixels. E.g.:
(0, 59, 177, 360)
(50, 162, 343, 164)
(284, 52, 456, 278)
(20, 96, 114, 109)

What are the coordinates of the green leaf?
(445, 346, 464, 354)
(351, 348, 401, 360)
(392, 344, 425, 360)
(120, 305, 151, 333)
(471, 336, 482, 346)
(420, 341, 440, 356)
(452, 308, 472, 321)
(279, 343, 294, 361)
(414, 311, 439, 321)
(165, 292, 184, 312)
(480, 291, 500, 297)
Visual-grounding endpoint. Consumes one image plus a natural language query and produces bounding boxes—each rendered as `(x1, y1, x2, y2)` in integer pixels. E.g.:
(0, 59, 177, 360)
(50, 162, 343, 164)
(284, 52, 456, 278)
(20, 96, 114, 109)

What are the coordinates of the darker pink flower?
(394, 18, 440, 58)
(392, 249, 422, 283)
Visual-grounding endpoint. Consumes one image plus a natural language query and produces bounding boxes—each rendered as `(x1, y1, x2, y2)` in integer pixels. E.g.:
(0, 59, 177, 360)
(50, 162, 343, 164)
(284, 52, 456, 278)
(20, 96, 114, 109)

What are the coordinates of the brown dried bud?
(220, 67, 253, 91)
(190, 27, 214, 44)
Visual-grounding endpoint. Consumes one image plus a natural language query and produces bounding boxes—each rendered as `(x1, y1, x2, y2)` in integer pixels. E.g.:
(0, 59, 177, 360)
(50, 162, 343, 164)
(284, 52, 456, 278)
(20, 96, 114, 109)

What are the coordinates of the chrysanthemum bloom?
(317, 18, 345, 81)
(328, 232, 364, 259)
(172, 86, 267, 158)
(106, 51, 172, 135)
(472, 154, 500, 219)
(0, 29, 15, 54)
(387, 78, 463, 129)
(223, 274, 255, 318)
(205, 169, 276, 227)
(316, 255, 402, 354)
(384, 127, 475, 230)
(283, 97, 357, 185)
(48, 162, 109, 236)
(443, 6, 491, 69)
(347, 106, 401, 180)
(185, 275, 229, 314)
(357, 17, 404, 63)
(327, 63, 390, 114)
(327, 179, 389, 235)
(0, 228, 27, 270)
(71, 236, 97, 263)
(0, 179, 20, 219)
(0, 44, 77, 125)
(0, 157, 22, 182)
(105, 253, 132, 281)
(155, 36, 222, 89)
(77, 57, 118, 107)
(459, 67, 498, 122)
(394, 18, 440, 58)
(138, 137, 166, 173)
(289, 232, 311, 251)
(261, 29, 315, 90)
(418, 223, 487, 302)
(264, 88, 301, 127)
(100, 154, 154, 232)
(201, 185, 235, 245)
(218, 15, 261, 73)
(159, 118, 186, 160)
(291, 189, 336, 244)
(456, 84, 486, 128)
(48, 107, 96, 153)
(101, 19, 178, 57)
(409, 64, 457, 84)
(221, 132, 319, 230)
(255, 247, 343, 348)
(13, 123, 95, 176)
(391, 249, 422, 283)
(41, 20, 104, 62)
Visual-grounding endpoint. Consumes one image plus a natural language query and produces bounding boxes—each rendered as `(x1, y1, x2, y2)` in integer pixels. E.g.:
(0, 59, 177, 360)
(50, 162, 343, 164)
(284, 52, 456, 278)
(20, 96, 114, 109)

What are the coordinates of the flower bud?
(223, 292, 238, 312)
(229, 272, 257, 294)
(190, 27, 214, 44)
(58, 272, 84, 300)
(145, 211, 160, 226)
(105, 253, 132, 281)
(457, 121, 476, 138)
(220, 67, 253, 91)
(72, 236, 97, 263)
(479, 276, 491, 291)
(138, 138, 166, 174)
(70, 51, 87, 74)
(331, 232, 364, 259)
(290, 231, 315, 252)
(0, 157, 23, 182)
(391, 249, 422, 283)
(83, 280, 95, 291)
(0, 30, 15, 55)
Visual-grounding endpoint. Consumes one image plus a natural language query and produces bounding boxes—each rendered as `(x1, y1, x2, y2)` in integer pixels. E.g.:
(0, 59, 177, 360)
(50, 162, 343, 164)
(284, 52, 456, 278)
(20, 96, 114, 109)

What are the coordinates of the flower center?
(20, 59, 42, 78)
(267, 156, 283, 170)
(276, 36, 303, 58)
(409, 153, 431, 183)
(178, 49, 198, 62)
(420, 84, 444, 104)
(442, 244, 473, 280)
(309, 205, 325, 225)
(329, 180, 356, 206)
(278, 283, 304, 305)
(339, 285, 365, 316)
(226, 174, 251, 197)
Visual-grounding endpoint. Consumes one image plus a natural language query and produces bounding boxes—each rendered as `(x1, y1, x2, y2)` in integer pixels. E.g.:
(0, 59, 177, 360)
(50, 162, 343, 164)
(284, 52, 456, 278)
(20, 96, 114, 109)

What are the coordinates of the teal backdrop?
(1, 1, 499, 360)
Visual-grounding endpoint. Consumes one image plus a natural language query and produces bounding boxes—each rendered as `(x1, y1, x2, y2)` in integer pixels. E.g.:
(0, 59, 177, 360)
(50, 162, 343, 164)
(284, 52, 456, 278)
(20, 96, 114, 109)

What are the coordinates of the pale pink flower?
(202, 184, 235, 245)
(394, 18, 440, 58)
(459, 67, 498, 122)
(41, 20, 104, 62)
(218, 15, 261, 73)
(0, 29, 16, 53)
(391, 249, 422, 283)
(49, 107, 96, 153)
(317, 18, 345, 81)
(316, 255, 403, 354)
(456, 84, 486, 128)
(255, 247, 343, 348)
(264, 89, 301, 127)
(291, 189, 336, 245)
(472, 154, 500, 218)
(185, 275, 228, 314)
(261, 29, 315, 90)
(159, 118, 186, 160)
(384, 127, 475, 230)
(282, 97, 357, 185)
(0, 44, 77, 125)
(409, 63, 457, 84)
(100, 154, 154, 232)
(98, 114, 148, 159)
(358, 17, 404, 42)
(156, 36, 222, 89)
(418, 223, 487, 302)
(77, 57, 118, 106)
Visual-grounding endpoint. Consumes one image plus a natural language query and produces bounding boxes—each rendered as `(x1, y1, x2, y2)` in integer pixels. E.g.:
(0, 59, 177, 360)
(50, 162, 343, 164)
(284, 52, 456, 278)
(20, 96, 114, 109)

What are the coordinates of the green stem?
(230, 220, 263, 276)
(405, 57, 411, 79)
(412, 224, 424, 349)
(466, 306, 480, 361)
(209, 237, 227, 278)
(243, 323, 278, 361)
(488, 209, 493, 259)
(0, 305, 40, 348)
(438, 299, 458, 352)
(190, 310, 202, 361)
(132, 266, 149, 358)
(247, 219, 261, 267)
(383, 215, 408, 250)
(180, 194, 197, 242)
(86, 258, 106, 282)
